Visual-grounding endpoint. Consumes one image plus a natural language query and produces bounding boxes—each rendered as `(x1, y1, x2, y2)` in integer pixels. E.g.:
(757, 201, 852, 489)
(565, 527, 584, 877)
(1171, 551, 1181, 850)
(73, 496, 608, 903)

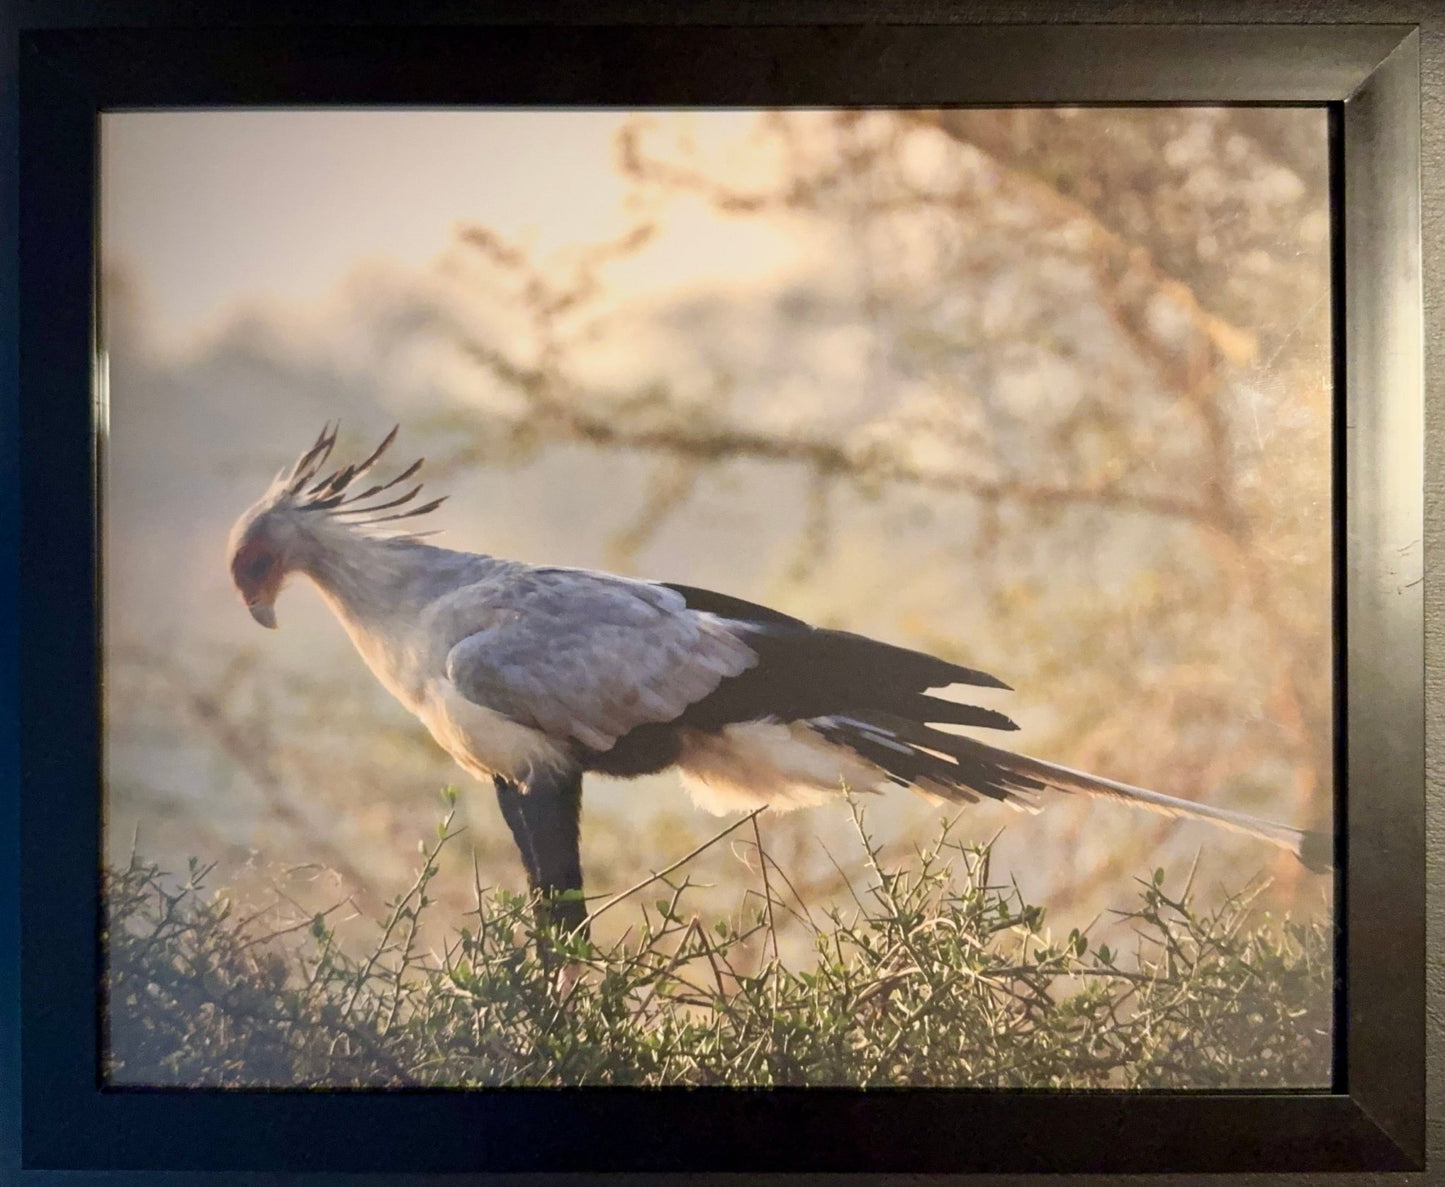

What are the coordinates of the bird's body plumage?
(228, 427, 1330, 934)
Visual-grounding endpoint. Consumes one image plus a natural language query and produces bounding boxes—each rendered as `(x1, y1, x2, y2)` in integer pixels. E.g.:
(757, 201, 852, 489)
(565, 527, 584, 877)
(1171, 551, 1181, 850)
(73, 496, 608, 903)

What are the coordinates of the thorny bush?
(105, 790, 1332, 1088)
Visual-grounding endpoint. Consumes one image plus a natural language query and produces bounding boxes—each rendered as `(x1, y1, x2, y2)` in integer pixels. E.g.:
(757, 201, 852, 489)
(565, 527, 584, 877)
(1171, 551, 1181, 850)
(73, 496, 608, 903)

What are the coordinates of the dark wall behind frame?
(4, 9, 1433, 1184)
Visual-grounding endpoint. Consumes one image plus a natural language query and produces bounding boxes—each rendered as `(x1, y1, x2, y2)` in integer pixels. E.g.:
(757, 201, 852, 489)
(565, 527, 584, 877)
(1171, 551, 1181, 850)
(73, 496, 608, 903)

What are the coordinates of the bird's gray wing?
(443, 568, 758, 752)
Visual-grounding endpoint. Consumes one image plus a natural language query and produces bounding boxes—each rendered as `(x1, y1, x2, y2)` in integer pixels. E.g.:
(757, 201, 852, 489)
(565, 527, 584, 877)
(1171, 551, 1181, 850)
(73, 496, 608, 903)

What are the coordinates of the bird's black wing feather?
(658, 583, 810, 628)
(657, 582, 1016, 728)
(580, 581, 1019, 779)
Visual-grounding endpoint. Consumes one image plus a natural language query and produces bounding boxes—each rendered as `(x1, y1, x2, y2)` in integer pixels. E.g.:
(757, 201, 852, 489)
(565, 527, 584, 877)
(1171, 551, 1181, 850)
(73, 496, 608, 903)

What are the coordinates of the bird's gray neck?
(290, 517, 484, 630)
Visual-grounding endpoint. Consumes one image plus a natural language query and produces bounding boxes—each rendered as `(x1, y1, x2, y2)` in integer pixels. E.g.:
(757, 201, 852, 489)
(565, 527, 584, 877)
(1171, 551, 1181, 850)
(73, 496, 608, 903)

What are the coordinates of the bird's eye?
(243, 554, 273, 581)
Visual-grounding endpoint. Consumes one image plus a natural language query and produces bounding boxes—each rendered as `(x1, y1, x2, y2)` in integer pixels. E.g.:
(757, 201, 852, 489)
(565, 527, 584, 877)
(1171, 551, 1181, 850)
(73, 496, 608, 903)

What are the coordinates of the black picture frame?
(2, 7, 1428, 1181)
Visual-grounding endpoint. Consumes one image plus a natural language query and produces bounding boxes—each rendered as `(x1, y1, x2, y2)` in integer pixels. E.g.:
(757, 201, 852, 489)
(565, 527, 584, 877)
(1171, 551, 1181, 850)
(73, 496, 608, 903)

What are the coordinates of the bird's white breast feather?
(419, 678, 570, 783)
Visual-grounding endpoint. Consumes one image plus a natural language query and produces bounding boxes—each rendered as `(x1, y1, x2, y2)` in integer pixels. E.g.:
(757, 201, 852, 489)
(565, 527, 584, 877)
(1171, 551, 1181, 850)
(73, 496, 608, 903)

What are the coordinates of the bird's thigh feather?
(676, 721, 883, 814)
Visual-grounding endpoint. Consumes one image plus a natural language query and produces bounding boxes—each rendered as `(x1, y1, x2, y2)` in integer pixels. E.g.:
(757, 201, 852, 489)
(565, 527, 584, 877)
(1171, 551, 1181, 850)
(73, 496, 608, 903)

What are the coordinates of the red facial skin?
(230, 538, 283, 626)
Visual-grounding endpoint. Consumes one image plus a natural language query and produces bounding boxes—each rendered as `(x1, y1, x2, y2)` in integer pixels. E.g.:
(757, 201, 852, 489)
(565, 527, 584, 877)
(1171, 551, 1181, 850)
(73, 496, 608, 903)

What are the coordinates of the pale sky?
(100, 109, 787, 344)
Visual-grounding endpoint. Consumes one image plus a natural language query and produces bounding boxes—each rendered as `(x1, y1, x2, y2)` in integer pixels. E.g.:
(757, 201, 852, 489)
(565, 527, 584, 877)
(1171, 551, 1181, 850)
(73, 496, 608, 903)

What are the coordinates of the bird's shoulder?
(434, 565, 760, 749)
(415, 561, 698, 651)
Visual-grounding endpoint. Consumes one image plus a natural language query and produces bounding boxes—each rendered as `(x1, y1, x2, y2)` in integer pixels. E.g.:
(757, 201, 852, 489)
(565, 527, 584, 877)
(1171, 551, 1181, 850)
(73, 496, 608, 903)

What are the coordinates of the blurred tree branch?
(430, 108, 1333, 894)
(924, 108, 1328, 362)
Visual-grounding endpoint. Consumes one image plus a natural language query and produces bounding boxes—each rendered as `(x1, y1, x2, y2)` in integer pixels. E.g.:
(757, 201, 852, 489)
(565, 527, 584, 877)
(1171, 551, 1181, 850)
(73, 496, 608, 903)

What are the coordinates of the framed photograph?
(6, 10, 1427, 1179)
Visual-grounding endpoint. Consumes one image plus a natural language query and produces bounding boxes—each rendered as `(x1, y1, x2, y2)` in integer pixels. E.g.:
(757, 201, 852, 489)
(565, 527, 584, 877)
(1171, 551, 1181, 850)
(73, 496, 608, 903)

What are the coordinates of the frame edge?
(1341, 25, 1425, 1171)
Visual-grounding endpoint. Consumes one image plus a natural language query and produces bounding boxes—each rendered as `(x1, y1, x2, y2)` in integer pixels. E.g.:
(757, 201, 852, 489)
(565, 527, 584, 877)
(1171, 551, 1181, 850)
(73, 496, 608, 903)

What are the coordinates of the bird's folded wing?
(443, 569, 759, 752)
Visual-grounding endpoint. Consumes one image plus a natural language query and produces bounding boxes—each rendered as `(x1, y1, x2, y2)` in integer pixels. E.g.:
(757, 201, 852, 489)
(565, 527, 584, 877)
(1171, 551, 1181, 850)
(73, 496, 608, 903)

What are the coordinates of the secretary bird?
(228, 425, 1331, 935)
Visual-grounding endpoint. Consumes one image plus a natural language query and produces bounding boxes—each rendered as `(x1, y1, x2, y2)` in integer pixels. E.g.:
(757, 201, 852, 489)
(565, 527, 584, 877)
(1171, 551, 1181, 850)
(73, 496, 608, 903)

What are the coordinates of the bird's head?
(227, 423, 442, 629)
(226, 495, 314, 629)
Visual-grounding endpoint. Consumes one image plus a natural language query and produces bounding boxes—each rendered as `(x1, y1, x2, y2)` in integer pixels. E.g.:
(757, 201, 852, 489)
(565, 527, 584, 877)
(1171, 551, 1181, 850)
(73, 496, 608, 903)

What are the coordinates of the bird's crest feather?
(266, 423, 445, 536)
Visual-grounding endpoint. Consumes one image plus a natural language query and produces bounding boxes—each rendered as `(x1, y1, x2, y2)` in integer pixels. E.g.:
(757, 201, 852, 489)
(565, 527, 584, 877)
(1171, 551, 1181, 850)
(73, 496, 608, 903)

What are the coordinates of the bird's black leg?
(493, 769, 587, 941)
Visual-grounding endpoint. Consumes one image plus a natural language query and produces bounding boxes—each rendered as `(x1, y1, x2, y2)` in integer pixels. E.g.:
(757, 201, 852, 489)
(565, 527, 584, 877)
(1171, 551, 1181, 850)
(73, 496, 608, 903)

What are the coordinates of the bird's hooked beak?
(229, 520, 287, 629)
(247, 601, 278, 629)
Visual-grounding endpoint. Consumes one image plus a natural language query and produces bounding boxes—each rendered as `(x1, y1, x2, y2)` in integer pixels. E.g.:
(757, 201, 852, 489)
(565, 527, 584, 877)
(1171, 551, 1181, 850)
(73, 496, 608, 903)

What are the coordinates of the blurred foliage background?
(101, 108, 1333, 1000)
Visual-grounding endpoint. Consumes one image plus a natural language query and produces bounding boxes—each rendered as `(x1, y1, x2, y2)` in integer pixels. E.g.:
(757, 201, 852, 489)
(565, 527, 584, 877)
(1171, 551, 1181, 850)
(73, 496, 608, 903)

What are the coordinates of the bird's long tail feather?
(827, 715, 1333, 873)
(954, 735, 1333, 874)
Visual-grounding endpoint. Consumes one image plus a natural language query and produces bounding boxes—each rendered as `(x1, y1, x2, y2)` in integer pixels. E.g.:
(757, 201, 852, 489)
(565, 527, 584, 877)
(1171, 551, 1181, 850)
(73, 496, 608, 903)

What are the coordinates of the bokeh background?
(100, 108, 1334, 981)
